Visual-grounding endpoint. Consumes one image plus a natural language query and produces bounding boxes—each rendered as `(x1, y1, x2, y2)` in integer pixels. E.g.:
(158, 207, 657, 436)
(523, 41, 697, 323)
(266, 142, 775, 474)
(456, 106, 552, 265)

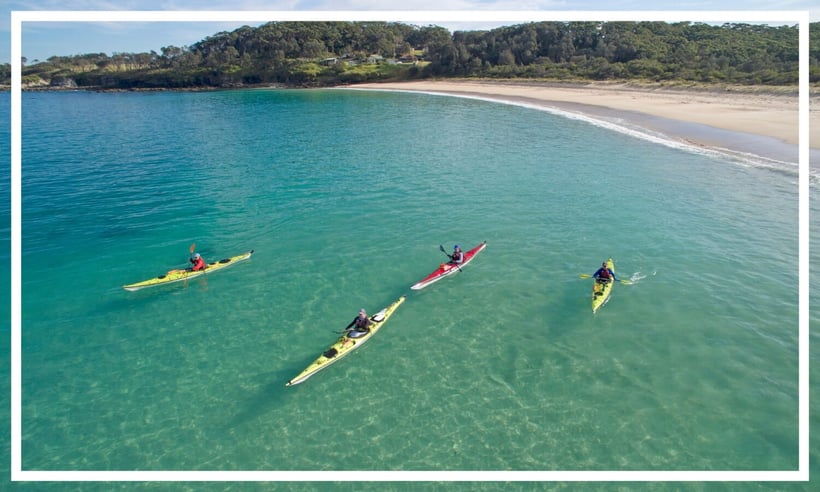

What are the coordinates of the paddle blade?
(439, 244, 446, 253)
(579, 274, 592, 279)
(190, 243, 196, 254)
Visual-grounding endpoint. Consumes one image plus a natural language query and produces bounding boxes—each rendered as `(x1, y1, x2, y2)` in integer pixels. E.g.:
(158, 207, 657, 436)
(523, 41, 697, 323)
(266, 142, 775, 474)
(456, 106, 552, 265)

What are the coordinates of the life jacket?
(598, 267, 611, 280)
(354, 316, 370, 329)
(191, 257, 206, 271)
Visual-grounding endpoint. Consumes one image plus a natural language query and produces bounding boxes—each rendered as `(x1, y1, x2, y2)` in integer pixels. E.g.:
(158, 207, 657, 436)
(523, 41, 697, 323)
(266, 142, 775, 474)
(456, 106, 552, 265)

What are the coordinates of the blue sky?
(3, 1, 819, 64)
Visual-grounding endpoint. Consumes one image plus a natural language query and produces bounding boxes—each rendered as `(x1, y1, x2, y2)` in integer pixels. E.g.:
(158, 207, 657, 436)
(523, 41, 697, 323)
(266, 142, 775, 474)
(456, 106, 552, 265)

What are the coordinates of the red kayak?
(410, 241, 487, 290)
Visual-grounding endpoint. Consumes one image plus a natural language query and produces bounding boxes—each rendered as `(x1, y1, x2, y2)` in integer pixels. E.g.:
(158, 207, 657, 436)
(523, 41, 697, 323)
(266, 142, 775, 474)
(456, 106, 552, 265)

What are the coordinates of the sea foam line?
(348, 87, 810, 185)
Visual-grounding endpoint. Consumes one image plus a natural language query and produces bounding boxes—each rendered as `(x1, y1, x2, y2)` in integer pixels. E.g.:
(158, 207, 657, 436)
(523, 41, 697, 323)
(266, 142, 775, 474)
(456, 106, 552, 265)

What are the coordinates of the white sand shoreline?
(351, 80, 817, 165)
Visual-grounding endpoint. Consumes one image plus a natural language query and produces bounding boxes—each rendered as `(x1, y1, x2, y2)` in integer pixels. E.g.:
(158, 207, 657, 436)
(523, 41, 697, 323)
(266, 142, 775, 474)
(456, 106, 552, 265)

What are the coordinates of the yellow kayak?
(592, 257, 615, 313)
(123, 250, 253, 291)
(286, 296, 406, 386)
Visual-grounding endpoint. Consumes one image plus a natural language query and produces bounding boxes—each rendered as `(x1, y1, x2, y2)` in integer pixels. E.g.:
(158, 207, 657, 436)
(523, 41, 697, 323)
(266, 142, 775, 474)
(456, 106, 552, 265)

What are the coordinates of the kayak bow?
(410, 241, 486, 290)
(123, 250, 254, 291)
(286, 296, 406, 387)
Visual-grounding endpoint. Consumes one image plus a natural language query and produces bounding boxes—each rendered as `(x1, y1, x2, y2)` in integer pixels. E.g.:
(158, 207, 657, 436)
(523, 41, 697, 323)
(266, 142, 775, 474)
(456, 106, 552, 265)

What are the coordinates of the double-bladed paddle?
(579, 273, 631, 285)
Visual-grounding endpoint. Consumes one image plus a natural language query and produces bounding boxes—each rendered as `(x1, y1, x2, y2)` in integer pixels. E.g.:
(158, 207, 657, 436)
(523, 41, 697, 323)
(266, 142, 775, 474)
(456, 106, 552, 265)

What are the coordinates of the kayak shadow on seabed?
(545, 280, 595, 339)
(224, 371, 296, 429)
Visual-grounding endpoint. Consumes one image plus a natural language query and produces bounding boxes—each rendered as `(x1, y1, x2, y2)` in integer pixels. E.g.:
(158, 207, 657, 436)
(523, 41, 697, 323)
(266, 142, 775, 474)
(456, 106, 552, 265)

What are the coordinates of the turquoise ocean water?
(1, 88, 818, 490)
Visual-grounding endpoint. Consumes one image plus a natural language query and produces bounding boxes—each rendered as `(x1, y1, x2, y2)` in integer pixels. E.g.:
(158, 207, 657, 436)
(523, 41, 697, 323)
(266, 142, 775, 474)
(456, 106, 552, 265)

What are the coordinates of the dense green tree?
(3, 20, 813, 89)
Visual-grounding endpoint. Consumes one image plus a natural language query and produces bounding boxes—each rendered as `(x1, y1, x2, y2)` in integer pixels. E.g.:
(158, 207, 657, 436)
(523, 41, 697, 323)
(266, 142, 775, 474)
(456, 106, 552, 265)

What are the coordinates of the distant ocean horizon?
(1, 88, 816, 490)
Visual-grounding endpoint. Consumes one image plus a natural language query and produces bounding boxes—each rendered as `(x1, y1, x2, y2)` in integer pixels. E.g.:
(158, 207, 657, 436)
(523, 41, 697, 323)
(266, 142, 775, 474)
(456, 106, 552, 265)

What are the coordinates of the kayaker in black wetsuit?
(593, 262, 617, 284)
(449, 245, 464, 265)
(344, 308, 373, 338)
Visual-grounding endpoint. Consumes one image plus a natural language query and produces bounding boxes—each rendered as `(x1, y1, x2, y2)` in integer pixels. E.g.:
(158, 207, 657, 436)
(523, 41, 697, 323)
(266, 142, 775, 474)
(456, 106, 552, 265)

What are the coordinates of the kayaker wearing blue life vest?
(344, 308, 373, 338)
(190, 253, 206, 271)
(593, 262, 617, 283)
(449, 245, 464, 264)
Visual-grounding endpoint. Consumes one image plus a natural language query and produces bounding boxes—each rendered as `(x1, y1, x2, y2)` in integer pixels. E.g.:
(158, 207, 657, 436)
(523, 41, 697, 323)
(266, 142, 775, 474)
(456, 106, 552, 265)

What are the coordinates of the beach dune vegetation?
(5, 20, 818, 90)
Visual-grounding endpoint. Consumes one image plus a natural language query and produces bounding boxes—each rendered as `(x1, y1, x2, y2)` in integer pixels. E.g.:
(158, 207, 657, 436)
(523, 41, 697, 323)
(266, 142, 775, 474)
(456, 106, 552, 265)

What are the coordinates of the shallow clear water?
(1, 88, 814, 488)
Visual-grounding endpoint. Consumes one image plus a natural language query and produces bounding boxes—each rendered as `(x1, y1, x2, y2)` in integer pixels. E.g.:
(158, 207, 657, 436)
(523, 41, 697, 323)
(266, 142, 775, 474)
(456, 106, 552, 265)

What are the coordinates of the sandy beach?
(353, 80, 818, 162)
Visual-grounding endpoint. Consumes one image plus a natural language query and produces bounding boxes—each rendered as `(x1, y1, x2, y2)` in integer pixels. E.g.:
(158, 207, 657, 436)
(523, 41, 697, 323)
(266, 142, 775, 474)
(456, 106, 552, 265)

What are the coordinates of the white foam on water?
(352, 87, 813, 186)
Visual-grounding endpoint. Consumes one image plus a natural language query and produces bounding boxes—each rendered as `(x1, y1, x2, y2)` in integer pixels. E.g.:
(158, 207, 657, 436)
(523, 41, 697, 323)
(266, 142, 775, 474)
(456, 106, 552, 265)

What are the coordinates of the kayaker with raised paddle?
(449, 245, 464, 265)
(189, 252, 206, 271)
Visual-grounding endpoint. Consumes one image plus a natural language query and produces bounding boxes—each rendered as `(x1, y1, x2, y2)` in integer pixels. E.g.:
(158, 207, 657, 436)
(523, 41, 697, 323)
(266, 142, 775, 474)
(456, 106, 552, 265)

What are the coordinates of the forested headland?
(4, 20, 819, 90)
